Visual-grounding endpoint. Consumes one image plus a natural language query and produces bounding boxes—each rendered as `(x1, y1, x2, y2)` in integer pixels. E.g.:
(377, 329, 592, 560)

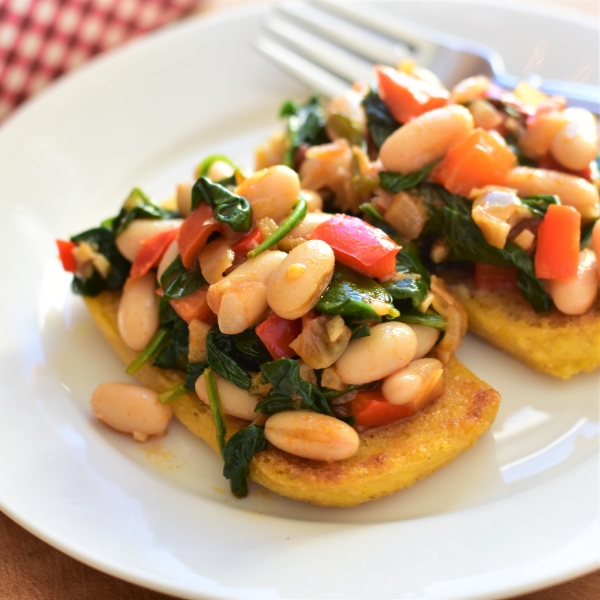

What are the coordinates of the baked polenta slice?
(85, 290, 500, 507)
(449, 278, 600, 380)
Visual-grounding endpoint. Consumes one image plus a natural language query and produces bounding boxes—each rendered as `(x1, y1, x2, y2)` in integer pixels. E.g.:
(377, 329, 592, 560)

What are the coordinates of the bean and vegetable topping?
(57, 59, 599, 498)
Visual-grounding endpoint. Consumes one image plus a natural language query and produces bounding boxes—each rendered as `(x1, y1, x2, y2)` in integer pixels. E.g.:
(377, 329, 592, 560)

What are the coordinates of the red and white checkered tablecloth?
(0, 0, 200, 122)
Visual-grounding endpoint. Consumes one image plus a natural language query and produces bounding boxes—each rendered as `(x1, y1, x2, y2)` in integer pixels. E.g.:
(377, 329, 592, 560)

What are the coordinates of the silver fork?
(255, 0, 599, 113)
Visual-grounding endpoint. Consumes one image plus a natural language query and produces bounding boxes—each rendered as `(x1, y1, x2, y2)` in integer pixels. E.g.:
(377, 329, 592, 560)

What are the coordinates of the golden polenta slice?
(448, 278, 600, 380)
(84, 290, 500, 507)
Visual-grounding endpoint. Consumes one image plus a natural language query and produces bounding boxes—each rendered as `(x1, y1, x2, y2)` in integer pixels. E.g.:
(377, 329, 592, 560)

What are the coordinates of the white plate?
(0, 2, 598, 599)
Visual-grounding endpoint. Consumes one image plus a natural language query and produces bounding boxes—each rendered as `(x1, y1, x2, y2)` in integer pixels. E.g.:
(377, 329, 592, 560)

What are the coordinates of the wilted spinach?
(379, 164, 435, 193)
(280, 95, 329, 168)
(316, 266, 394, 321)
(424, 186, 552, 312)
(396, 309, 446, 329)
(383, 276, 428, 309)
(222, 425, 268, 497)
(185, 361, 208, 390)
(153, 317, 189, 371)
(160, 255, 206, 299)
(255, 359, 334, 416)
(70, 227, 131, 296)
(205, 329, 253, 390)
(191, 176, 252, 232)
(521, 195, 559, 217)
(361, 89, 401, 149)
(233, 329, 272, 365)
(325, 112, 365, 147)
(581, 218, 599, 249)
(348, 322, 371, 340)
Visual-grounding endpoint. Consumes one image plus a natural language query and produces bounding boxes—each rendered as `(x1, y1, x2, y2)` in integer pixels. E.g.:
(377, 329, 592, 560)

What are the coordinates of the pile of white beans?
(88, 66, 600, 465)
(91, 162, 448, 462)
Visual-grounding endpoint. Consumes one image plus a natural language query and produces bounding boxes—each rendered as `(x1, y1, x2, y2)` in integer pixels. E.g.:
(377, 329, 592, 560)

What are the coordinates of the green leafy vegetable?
(581, 218, 598, 249)
(255, 359, 334, 416)
(521, 195, 559, 217)
(205, 367, 227, 458)
(153, 317, 189, 370)
(395, 243, 431, 284)
(280, 95, 329, 168)
(361, 89, 401, 149)
(111, 188, 175, 236)
(185, 361, 208, 390)
(160, 255, 207, 299)
(424, 187, 552, 312)
(325, 112, 365, 147)
(396, 309, 446, 329)
(70, 227, 131, 296)
(191, 176, 252, 232)
(133, 297, 191, 372)
(222, 424, 267, 498)
(379, 165, 435, 193)
(206, 329, 252, 391)
(248, 197, 307, 258)
(233, 330, 272, 365)
(348, 322, 371, 340)
(126, 327, 171, 375)
(158, 383, 188, 404)
(383, 276, 429, 309)
(316, 265, 395, 321)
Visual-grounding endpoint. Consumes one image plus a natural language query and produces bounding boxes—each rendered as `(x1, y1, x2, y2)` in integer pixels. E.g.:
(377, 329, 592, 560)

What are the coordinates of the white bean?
(156, 239, 179, 283)
(379, 105, 474, 174)
(381, 358, 444, 413)
(236, 165, 300, 223)
(518, 111, 569, 159)
(195, 372, 259, 420)
(551, 107, 598, 171)
(177, 182, 192, 217)
(207, 160, 235, 182)
(546, 249, 598, 315)
(287, 212, 333, 239)
(206, 250, 287, 313)
(118, 273, 159, 351)
(592, 220, 600, 277)
(300, 189, 324, 213)
(335, 322, 418, 385)
(91, 382, 172, 442)
(450, 75, 490, 104)
(264, 410, 360, 462)
(116, 218, 183, 262)
(199, 238, 234, 284)
(410, 324, 441, 359)
(267, 240, 335, 320)
(505, 167, 600, 220)
(218, 282, 268, 335)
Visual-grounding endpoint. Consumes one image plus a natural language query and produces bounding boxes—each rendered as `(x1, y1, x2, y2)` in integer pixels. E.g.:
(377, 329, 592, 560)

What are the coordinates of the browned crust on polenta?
(84, 290, 500, 507)
(446, 276, 600, 380)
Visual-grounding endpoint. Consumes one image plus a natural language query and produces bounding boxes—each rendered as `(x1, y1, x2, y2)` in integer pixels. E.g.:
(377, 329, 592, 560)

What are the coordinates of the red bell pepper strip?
(231, 227, 263, 254)
(56, 239, 76, 273)
(178, 203, 221, 269)
(130, 227, 179, 279)
(431, 129, 516, 197)
(256, 314, 302, 360)
(350, 390, 413, 428)
(309, 214, 401, 279)
(534, 204, 581, 280)
(375, 65, 449, 124)
(169, 287, 215, 324)
(474, 263, 518, 290)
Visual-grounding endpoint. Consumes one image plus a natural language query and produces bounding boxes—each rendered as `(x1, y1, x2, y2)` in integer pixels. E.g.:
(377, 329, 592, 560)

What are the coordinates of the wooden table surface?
(2, 0, 599, 598)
